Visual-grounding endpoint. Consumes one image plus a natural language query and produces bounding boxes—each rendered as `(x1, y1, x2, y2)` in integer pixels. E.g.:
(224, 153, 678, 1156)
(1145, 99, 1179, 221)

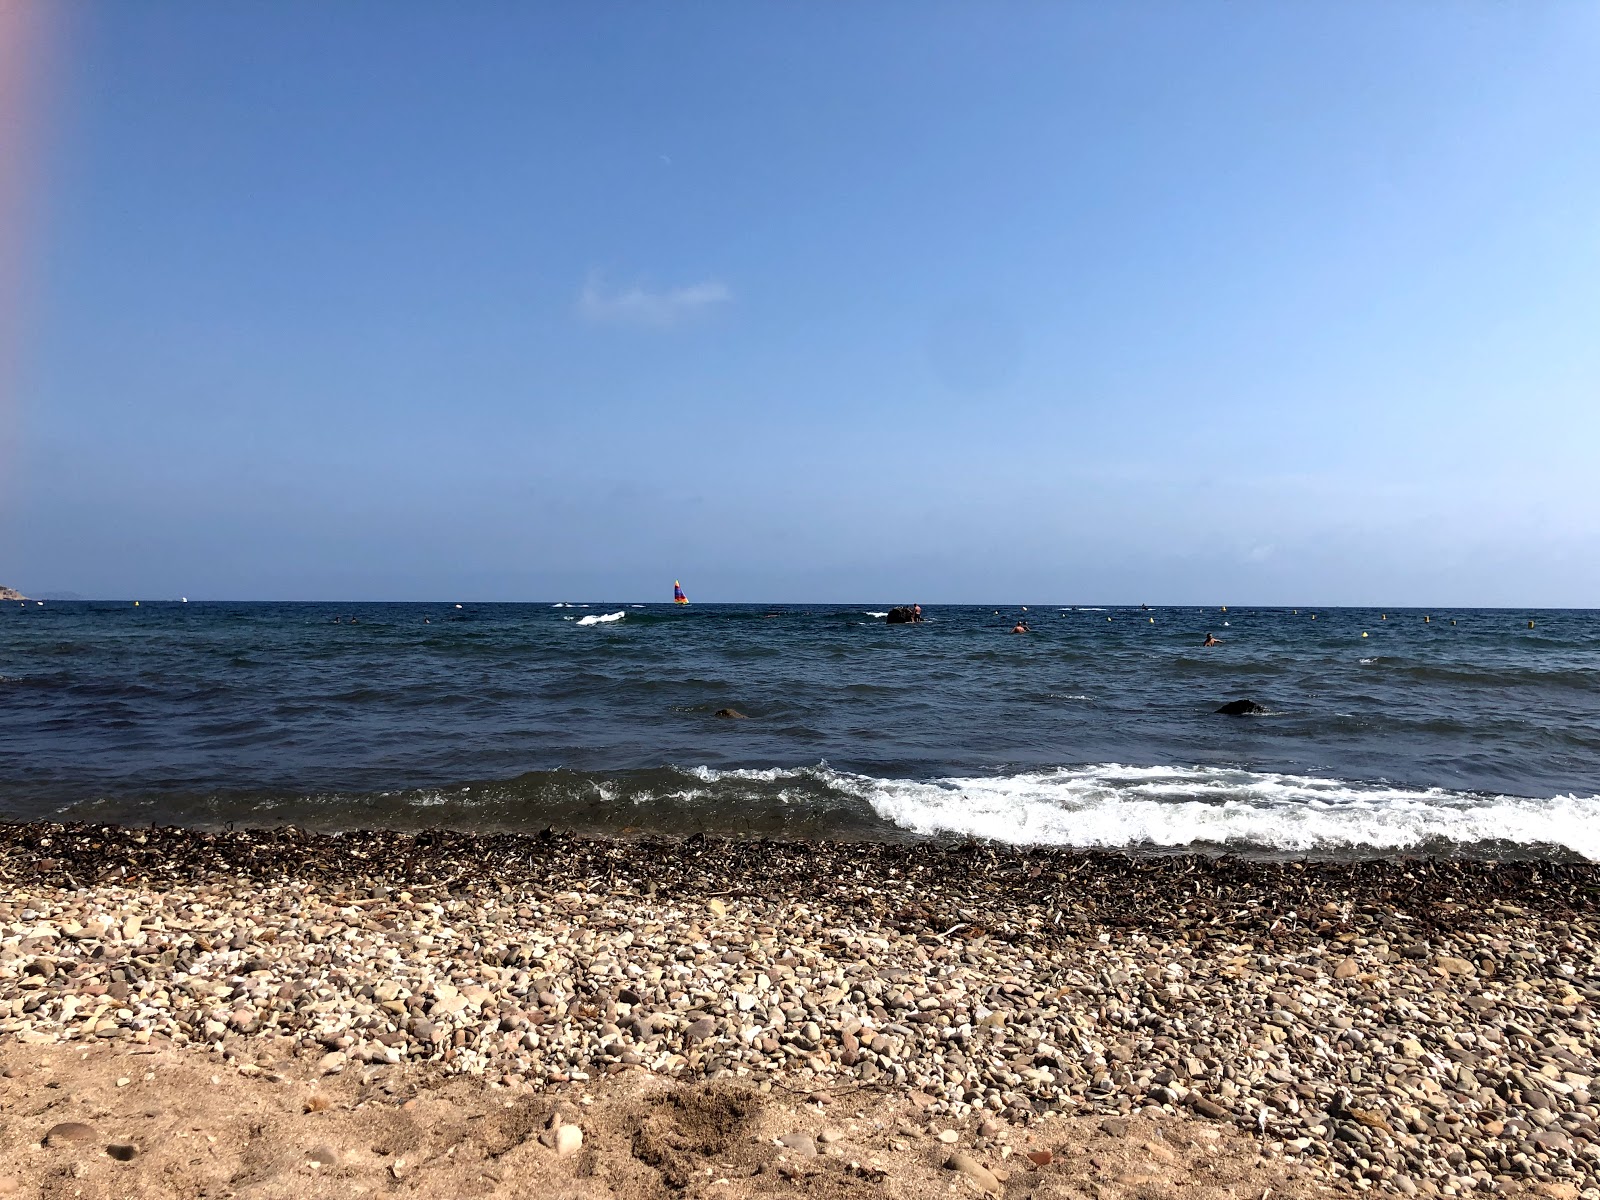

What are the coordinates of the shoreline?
(1, 822, 1596, 1197)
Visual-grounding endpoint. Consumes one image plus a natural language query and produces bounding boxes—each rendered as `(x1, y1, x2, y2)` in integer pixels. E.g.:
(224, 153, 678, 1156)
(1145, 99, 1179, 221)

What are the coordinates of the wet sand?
(0, 823, 1596, 1198)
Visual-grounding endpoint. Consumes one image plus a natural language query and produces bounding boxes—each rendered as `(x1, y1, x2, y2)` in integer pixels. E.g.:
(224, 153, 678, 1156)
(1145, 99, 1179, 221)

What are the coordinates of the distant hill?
(0, 584, 26, 601)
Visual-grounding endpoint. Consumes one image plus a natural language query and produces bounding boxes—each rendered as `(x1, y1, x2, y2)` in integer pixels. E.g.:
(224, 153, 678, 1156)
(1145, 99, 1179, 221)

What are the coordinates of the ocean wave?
(655, 762, 1600, 858)
(576, 611, 625, 626)
(824, 763, 1600, 858)
(865, 611, 889, 618)
(43, 761, 1600, 859)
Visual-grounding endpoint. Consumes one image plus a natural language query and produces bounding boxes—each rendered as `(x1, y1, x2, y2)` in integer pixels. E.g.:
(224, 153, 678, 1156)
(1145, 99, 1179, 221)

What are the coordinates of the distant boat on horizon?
(673, 580, 689, 605)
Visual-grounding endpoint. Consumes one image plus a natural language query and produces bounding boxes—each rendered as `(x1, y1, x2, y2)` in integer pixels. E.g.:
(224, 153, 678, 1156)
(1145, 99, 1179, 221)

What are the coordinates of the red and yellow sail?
(673, 580, 688, 605)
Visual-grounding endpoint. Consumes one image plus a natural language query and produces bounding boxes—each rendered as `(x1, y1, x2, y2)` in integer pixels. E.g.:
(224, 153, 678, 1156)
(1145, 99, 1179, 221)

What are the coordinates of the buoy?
(456, 604, 463, 609)
(1311, 614, 1316, 620)
(1107, 616, 1112, 621)
(1424, 615, 1430, 623)
(1148, 617, 1154, 623)
(1293, 609, 1298, 615)
(1381, 614, 1387, 620)
(1528, 620, 1534, 629)
(134, 601, 139, 607)
(1221, 606, 1227, 612)
(1451, 620, 1456, 626)
(1362, 632, 1369, 638)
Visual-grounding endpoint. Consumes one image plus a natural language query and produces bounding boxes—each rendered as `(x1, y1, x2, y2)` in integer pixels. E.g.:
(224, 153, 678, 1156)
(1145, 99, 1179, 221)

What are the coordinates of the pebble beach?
(0, 824, 1596, 1199)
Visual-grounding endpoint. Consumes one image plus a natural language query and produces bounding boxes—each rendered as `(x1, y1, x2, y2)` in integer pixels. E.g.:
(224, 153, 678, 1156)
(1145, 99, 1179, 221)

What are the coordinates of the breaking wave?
(841, 763, 1600, 858)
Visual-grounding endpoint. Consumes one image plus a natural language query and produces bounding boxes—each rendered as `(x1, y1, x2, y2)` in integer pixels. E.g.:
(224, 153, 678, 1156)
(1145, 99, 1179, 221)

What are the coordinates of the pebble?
(554, 1125, 583, 1158)
(44, 1122, 96, 1147)
(946, 1151, 1001, 1194)
(778, 1131, 816, 1157)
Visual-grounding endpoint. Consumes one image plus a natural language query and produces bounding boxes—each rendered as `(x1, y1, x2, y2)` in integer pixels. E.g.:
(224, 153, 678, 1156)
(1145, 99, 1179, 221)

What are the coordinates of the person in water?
(1012, 619, 1031, 634)
(1203, 632, 1221, 647)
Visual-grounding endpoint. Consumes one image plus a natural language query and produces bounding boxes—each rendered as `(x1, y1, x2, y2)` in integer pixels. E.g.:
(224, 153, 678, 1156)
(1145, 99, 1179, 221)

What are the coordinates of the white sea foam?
(865, 611, 889, 618)
(684, 763, 1600, 858)
(576, 611, 625, 626)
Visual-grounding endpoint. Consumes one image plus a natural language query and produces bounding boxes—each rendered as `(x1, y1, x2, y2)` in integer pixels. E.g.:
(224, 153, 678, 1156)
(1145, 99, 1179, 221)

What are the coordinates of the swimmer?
(1203, 633, 1221, 647)
(1011, 620, 1030, 634)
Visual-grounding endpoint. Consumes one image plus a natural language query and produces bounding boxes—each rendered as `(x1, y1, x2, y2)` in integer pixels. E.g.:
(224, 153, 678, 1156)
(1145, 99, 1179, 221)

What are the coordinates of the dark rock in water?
(1216, 699, 1270, 716)
(714, 708, 747, 719)
(885, 606, 923, 625)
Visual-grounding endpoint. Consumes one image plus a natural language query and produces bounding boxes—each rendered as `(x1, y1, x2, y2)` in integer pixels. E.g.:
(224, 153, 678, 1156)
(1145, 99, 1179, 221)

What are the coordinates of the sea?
(2, 602, 1597, 859)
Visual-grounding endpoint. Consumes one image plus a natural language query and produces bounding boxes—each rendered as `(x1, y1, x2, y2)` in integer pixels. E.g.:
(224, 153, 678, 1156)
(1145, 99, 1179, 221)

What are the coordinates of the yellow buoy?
(1148, 617, 1154, 624)
(1362, 631, 1368, 638)
(1381, 614, 1387, 620)
(1529, 620, 1535, 629)
(134, 601, 140, 607)
(1451, 620, 1456, 626)
(1424, 615, 1430, 623)
(1221, 606, 1227, 612)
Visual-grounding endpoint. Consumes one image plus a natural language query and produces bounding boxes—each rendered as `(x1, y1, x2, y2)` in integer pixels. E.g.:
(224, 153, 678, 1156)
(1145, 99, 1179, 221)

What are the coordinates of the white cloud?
(577, 273, 732, 327)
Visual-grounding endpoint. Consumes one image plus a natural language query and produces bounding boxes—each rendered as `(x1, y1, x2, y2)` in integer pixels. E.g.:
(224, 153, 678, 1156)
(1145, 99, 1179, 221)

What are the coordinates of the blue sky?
(5, 1, 1599, 602)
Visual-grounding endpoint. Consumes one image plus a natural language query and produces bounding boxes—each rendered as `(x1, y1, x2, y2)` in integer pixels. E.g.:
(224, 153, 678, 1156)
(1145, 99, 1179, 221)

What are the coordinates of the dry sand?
(0, 1037, 1302, 1200)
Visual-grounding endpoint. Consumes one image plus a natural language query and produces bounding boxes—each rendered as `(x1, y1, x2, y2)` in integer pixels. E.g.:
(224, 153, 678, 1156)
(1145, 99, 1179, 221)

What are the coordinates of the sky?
(3, 1, 1599, 603)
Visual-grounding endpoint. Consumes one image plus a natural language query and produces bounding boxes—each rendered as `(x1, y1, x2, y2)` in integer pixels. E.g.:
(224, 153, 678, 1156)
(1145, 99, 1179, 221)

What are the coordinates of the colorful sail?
(673, 580, 689, 605)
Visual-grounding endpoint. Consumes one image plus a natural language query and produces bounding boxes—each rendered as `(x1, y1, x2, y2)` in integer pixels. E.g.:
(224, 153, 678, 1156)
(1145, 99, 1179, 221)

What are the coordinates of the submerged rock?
(713, 708, 747, 720)
(885, 606, 923, 625)
(1215, 699, 1269, 716)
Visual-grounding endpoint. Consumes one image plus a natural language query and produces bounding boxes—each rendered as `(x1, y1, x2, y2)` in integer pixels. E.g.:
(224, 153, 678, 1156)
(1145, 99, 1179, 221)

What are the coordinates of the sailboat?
(673, 580, 689, 605)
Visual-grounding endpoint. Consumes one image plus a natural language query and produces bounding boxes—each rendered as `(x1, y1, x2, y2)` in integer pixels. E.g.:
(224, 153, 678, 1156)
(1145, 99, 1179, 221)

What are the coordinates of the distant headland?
(0, 584, 27, 602)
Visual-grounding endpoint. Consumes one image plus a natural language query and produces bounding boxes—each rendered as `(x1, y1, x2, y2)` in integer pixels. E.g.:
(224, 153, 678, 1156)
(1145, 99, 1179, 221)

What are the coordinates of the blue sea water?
(1, 601, 1597, 857)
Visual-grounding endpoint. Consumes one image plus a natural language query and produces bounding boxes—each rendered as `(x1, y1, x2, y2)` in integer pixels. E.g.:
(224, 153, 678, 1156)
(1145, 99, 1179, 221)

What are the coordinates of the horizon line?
(8, 598, 1588, 611)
